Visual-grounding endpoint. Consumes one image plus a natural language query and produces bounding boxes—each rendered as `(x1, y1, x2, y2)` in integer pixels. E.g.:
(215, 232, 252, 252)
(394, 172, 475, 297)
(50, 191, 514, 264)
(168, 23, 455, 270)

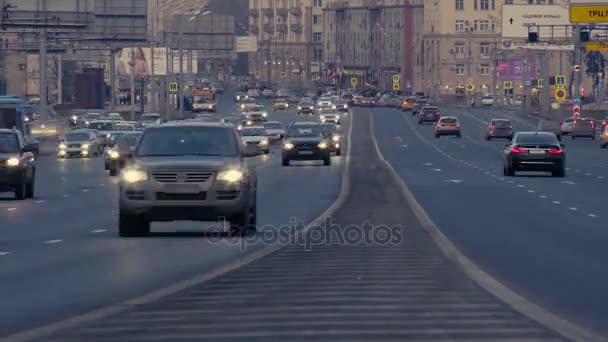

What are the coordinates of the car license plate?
(529, 149, 545, 154)
(299, 151, 314, 155)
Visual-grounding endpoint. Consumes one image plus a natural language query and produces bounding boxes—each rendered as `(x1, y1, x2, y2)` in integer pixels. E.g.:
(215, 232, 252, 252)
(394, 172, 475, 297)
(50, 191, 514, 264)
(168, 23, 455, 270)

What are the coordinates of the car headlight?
(283, 142, 294, 150)
(332, 135, 340, 142)
(81, 144, 89, 150)
(247, 120, 252, 125)
(109, 150, 120, 159)
(241, 104, 245, 109)
(24, 117, 30, 122)
(298, 106, 302, 110)
(259, 139, 269, 146)
(262, 112, 268, 117)
(58, 143, 67, 149)
(217, 169, 243, 183)
(121, 168, 148, 183)
(237, 125, 243, 131)
(321, 118, 326, 122)
(318, 142, 328, 149)
(343, 104, 348, 109)
(6, 157, 20, 167)
(285, 104, 289, 108)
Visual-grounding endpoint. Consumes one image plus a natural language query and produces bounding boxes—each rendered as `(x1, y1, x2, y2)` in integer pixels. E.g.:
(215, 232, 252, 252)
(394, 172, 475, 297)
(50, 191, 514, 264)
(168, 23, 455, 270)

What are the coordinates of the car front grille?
(68, 144, 81, 148)
(151, 171, 214, 183)
(156, 192, 207, 201)
(216, 190, 240, 200)
(126, 190, 145, 200)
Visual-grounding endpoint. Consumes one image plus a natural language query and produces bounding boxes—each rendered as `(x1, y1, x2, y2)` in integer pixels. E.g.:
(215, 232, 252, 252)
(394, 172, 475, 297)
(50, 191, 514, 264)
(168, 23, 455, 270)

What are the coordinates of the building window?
(313, 0, 322, 7)
(455, 64, 465, 75)
(480, 0, 489, 10)
(491, 0, 495, 10)
(455, 20, 464, 32)
(474, 0, 477, 10)
(480, 20, 489, 31)
(528, 0, 533, 3)
(455, 0, 463, 10)
(314, 48, 322, 60)
(480, 42, 490, 58)
(454, 42, 465, 58)
(505, 0, 512, 3)
(480, 64, 490, 75)
(537, 0, 545, 3)
(313, 32, 322, 42)
(313, 15, 321, 25)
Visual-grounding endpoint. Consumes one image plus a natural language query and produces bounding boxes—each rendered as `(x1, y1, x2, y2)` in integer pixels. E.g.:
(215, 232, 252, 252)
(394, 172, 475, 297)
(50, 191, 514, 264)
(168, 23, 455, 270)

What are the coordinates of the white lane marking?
(528, 190, 536, 193)
(588, 214, 598, 218)
(498, 177, 505, 181)
(90, 229, 107, 234)
(430, 168, 442, 172)
(43, 239, 63, 244)
(422, 162, 433, 166)
(395, 136, 403, 140)
(585, 173, 592, 176)
(553, 201, 561, 204)
(507, 180, 514, 183)
(7, 208, 16, 212)
(561, 181, 576, 185)
(569, 207, 578, 211)
(539, 195, 548, 199)
(566, 168, 570, 170)
(599, 176, 605, 179)
(460, 145, 465, 148)
(444, 179, 464, 183)
(400, 144, 408, 147)
(517, 184, 525, 188)
(35, 200, 46, 204)
(575, 170, 581, 173)
(0, 252, 10, 256)
(484, 171, 491, 175)
(62, 194, 69, 198)
(82, 189, 90, 192)
(491, 174, 497, 177)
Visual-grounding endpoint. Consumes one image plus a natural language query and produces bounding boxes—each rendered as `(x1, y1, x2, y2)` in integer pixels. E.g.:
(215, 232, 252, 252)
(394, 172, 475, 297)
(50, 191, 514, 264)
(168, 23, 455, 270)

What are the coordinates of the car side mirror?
(241, 144, 258, 157)
(560, 143, 566, 148)
(22, 144, 36, 153)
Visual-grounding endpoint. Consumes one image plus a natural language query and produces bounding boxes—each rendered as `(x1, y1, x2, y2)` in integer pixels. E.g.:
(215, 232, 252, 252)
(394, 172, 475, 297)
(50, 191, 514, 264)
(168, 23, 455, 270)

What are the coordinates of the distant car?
(261, 89, 274, 98)
(600, 125, 608, 148)
(560, 118, 574, 135)
(319, 109, 341, 125)
(316, 97, 334, 109)
(481, 95, 494, 106)
(360, 97, 376, 107)
(247, 89, 260, 98)
(571, 118, 595, 139)
(239, 98, 262, 112)
(334, 99, 349, 113)
(239, 126, 270, 154)
(401, 96, 417, 111)
(212, 83, 225, 94)
(434, 116, 461, 138)
(105, 132, 142, 176)
(117, 122, 258, 237)
(263, 121, 286, 140)
(0, 129, 36, 199)
(142, 113, 162, 126)
(322, 123, 342, 156)
(352, 95, 363, 106)
(58, 130, 102, 158)
(418, 106, 441, 124)
(412, 99, 428, 115)
(245, 111, 268, 125)
(537, 120, 562, 141)
(114, 123, 136, 132)
(282, 122, 332, 166)
(272, 97, 290, 111)
(234, 92, 249, 102)
(107, 113, 123, 121)
(486, 119, 513, 140)
(503, 132, 565, 177)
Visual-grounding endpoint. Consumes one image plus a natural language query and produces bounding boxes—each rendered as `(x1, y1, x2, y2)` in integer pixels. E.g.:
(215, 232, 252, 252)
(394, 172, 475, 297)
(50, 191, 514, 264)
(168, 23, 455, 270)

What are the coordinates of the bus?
(192, 88, 217, 112)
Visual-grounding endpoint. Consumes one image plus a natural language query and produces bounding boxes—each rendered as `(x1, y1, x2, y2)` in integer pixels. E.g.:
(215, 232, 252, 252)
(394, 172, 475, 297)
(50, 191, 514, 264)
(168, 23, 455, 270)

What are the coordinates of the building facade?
(323, 0, 423, 92)
(248, 0, 325, 86)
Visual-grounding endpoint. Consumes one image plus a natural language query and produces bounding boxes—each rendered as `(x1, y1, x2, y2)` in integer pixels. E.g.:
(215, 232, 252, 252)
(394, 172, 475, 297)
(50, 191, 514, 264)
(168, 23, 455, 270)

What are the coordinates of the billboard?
(496, 59, 537, 81)
(236, 36, 258, 53)
(112, 48, 197, 76)
(502, 5, 570, 39)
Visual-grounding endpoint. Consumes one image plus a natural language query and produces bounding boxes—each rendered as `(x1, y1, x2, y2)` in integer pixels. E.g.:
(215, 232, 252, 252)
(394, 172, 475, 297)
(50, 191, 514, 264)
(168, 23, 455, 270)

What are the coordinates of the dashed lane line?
(553, 201, 561, 205)
(569, 207, 578, 211)
(7, 207, 16, 212)
(43, 239, 63, 244)
(90, 229, 107, 234)
(35, 200, 46, 204)
(0, 252, 10, 256)
(588, 214, 599, 218)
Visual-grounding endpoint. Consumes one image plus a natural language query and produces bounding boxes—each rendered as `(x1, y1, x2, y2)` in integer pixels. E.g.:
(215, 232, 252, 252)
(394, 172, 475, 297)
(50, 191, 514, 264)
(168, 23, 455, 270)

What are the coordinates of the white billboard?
(112, 48, 197, 76)
(500, 40, 575, 51)
(236, 36, 258, 53)
(502, 5, 570, 39)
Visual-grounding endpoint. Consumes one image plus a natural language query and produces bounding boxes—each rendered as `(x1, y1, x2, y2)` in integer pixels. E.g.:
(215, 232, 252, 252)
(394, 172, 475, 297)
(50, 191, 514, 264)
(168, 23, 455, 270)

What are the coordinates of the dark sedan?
(282, 122, 331, 166)
(503, 132, 565, 177)
(418, 106, 441, 124)
(486, 119, 513, 140)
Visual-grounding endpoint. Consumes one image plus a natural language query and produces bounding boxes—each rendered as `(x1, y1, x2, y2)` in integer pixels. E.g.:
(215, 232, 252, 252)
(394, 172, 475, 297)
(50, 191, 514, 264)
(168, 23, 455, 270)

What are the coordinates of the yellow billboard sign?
(570, 5, 608, 23)
(586, 42, 608, 51)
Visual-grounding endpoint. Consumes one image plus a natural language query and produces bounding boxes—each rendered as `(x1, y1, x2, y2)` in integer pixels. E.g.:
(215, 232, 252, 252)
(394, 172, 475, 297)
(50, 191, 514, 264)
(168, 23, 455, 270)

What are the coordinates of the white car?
(317, 97, 334, 109)
(481, 95, 494, 106)
(247, 89, 260, 98)
(261, 89, 274, 98)
(264, 121, 286, 140)
(560, 118, 575, 135)
(107, 113, 123, 121)
(319, 110, 341, 124)
(239, 126, 270, 154)
(142, 113, 162, 126)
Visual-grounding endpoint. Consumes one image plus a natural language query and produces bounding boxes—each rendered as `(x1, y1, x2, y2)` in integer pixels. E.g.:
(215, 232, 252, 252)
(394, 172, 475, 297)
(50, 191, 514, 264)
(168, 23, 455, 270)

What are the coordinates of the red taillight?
(456, 123, 461, 128)
(548, 148, 564, 155)
(508, 125, 513, 129)
(591, 121, 595, 128)
(511, 147, 527, 154)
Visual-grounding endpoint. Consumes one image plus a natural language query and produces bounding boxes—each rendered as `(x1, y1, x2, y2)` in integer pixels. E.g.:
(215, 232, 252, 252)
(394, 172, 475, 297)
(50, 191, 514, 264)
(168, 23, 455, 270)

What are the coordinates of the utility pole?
(109, 48, 115, 111)
(522, 51, 529, 109)
(57, 53, 62, 105)
(39, 29, 48, 119)
(178, 18, 184, 119)
(492, 42, 497, 104)
(266, 38, 271, 84)
(130, 46, 136, 120)
(574, 25, 582, 101)
(466, 28, 472, 104)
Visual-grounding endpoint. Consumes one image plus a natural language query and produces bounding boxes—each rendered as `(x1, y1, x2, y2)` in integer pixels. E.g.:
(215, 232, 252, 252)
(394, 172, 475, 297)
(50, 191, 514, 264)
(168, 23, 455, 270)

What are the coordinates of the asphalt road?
(0, 90, 347, 337)
(371, 104, 608, 335)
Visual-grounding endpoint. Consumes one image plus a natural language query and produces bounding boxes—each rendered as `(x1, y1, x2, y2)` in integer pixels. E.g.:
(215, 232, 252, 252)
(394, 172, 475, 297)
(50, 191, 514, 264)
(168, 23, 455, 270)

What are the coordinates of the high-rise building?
(248, 0, 325, 85)
(323, 0, 423, 92)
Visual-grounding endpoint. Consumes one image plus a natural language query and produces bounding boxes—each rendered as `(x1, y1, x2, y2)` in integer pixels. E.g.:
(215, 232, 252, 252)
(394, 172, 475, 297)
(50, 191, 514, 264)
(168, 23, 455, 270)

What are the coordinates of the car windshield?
(322, 125, 338, 134)
(515, 133, 559, 146)
(115, 125, 134, 131)
(492, 120, 511, 127)
(136, 126, 238, 157)
(143, 114, 161, 122)
(88, 122, 113, 131)
(65, 133, 91, 141)
(264, 123, 282, 129)
(109, 133, 126, 144)
(241, 128, 267, 136)
(288, 125, 324, 137)
(125, 134, 142, 146)
(575, 120, 593, 127)
(0, 132, 19, 153)
(440, 118, 458, 124)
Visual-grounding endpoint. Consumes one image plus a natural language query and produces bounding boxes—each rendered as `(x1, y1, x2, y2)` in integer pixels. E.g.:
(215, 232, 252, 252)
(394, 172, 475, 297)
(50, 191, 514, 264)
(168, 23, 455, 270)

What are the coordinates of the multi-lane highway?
(0, 91, 346, 336)
(3, 94, 608, 341)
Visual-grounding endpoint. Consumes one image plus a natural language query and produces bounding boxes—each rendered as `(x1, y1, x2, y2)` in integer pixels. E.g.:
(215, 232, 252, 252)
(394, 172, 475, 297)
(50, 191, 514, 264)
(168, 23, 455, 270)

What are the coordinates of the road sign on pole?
(573, 96, 581, 105)
(466, 84, 475, 92)
(502, 5, 570, 39)
(351, 77, 358, 87)
(555, 75, 566, 87)
(168, 82, 178, 93)
(393, 83, 400, 91)
(392, 75, 400, 83)
(254, 71, 260, 78)
(467, 77, 473, 84)
(573, 105, 581, 117)
(537, 79, 544, 88)
(280, 71, 287, 78)
(570, 1, 608, 23)
(503, 81, 513, 90)
(555, 88, 566, 101)
(573, 65, 581, 72)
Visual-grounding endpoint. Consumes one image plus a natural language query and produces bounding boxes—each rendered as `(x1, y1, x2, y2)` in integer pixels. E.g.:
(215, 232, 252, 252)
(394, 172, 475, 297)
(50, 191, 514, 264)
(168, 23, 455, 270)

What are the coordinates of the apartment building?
(323, 0, 423, 91)
(249, 0, 325, 84)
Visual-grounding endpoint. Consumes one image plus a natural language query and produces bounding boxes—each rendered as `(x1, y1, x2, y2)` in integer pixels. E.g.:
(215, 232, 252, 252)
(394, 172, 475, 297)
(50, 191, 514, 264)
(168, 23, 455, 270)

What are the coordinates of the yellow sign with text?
(393, 83, 400, 91)
(586, 42, 608, 51)
(351, 77, 358, 86)
(570, 5, 608, 23)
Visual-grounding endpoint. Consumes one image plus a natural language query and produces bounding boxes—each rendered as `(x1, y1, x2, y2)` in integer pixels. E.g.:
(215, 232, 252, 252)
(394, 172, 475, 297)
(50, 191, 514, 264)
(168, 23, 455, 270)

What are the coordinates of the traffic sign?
(537, 79, 544, 88)
(573, 105, 581, 117)
(351, 77, 358, 87)
(392, 74, 400, 83)
(524, 80, 532, 86)
(586, 42, 608, 51)
(502, 5, 570, 39)
(555, 75, 566, 87)
(573, 96, 581, 105)
(393, 83, 400, 91)
(280, 71, 287, 78)
(503, 81, 513, 90)
(573, 65, 581, 72)
(168, 82, 178, 93)
(555, 88, 566, 101)
(466, 84, 475, 92)
(570, 3, 608, 23)
(467, 77, 473, 84)
(254, 71, 260, 78)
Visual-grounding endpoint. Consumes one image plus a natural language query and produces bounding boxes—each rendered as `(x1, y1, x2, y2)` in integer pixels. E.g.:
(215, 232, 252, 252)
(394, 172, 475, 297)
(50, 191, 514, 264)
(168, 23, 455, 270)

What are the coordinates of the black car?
(322, 123, 342, 156)
(0, 129, 37, 199)
(282, 122, 331, 166)
(418, 106, 441, 124)
(503, 132, 565, 177)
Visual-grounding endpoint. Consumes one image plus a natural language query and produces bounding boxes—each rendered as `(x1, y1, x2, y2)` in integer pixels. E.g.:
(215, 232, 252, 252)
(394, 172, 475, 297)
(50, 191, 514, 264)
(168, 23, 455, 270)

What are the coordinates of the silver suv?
(118, 122, 258, 237)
